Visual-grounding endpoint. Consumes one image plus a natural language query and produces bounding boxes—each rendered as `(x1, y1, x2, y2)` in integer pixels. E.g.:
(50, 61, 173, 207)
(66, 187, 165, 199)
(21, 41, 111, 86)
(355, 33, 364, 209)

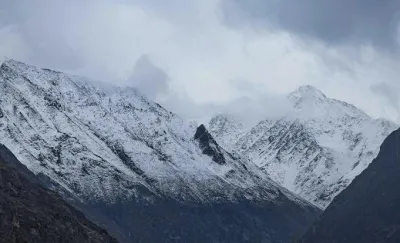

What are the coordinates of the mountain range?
(0, 59, 320, 242)
(209, 85, 398, 208)
(2, 58, 399, 242)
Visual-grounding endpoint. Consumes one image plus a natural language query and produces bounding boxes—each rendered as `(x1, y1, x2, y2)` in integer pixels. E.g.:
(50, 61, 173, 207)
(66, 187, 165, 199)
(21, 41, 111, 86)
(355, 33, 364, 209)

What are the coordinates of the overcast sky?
(1, 0, 400, 124)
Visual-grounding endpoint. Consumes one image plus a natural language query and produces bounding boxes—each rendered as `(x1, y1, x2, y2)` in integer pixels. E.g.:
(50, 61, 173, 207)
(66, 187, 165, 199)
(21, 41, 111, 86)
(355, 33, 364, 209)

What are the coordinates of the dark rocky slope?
(298, 128, 400, 243)
(0, 144, 117, 243)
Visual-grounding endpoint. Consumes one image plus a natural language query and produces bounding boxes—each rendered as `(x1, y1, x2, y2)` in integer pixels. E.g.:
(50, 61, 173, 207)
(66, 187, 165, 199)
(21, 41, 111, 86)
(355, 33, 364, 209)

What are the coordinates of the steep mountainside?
(0, 144, 117, 243)
(0, 60, 320, 242)
(208, 114, 246, 151)
(298, 128, 400, 243)
(209, 86, 398, 208)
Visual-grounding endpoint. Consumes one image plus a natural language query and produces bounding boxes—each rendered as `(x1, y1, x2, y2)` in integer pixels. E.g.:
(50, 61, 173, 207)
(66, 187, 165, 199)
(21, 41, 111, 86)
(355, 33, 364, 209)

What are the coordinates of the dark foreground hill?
(298, 128, 400, 243)
(0, 144, 117, 243)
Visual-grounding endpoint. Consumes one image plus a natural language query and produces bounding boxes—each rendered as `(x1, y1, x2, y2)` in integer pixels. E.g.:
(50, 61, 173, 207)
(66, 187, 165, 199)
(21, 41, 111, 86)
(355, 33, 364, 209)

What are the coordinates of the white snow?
(210, 85, 398, 208)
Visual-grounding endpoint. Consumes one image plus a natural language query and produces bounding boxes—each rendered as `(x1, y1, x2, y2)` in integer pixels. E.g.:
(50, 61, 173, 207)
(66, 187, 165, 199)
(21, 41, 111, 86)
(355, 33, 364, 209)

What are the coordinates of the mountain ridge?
(209, 85, 398, 208)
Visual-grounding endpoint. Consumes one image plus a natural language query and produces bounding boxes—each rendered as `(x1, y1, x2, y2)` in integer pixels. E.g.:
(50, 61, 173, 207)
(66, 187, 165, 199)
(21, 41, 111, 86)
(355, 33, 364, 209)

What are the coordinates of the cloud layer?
(1, 0, 400, 123)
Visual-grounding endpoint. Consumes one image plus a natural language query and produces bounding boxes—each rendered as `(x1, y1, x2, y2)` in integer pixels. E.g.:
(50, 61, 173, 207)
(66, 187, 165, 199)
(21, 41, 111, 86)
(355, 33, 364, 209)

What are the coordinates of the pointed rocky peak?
(288, 85, 327, 104)
(194, 124, 227, 165)
(194, 124, 209, 139)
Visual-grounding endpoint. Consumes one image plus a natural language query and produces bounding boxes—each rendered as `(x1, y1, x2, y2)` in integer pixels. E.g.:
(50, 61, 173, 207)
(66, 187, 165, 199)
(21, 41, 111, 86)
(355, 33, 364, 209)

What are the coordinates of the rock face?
(298, 128, 400, 243)
(0, 144, 117, 243)
(209, 85, 398, 208)
(0, 59, 320, 242)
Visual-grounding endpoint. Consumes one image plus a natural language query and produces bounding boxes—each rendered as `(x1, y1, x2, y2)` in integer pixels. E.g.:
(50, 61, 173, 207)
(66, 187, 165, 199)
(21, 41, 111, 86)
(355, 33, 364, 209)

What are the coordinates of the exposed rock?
(195, 124, 227, 165)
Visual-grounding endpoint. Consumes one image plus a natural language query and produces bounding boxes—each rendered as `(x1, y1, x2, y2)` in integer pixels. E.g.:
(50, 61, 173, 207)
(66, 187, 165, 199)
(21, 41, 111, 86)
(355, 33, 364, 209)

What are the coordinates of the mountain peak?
(288, 85, 327, 102)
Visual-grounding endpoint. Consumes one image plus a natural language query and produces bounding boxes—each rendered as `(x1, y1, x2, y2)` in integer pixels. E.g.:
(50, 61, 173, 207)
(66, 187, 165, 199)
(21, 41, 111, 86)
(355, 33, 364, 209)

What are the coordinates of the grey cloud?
(221, 0, 400, 50)
(0, 1, 30, 26)
(229, 78, 265, 96)
(0, 0, 86, 70)
(370, 82, 400, 111)
(25, 34, 83, 70)
(128, 55, 170, 100)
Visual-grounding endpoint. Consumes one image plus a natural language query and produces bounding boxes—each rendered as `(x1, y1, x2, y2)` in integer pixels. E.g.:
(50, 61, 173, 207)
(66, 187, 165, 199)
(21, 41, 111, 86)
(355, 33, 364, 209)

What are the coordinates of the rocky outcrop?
(195, 124, 228, 165)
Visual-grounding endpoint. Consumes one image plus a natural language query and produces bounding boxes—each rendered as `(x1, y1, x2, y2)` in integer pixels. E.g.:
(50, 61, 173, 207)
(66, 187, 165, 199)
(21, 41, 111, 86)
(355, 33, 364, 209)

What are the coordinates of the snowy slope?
(208, 114, 246, 151)
(0, 60, 320, 242)
(209, 85, 398, 208)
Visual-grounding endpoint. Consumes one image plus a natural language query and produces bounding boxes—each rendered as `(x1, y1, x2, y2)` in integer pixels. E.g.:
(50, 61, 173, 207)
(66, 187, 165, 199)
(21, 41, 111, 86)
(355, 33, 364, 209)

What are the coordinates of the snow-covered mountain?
(209, 85, 398, 208)
(0, 60, 320, 242)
